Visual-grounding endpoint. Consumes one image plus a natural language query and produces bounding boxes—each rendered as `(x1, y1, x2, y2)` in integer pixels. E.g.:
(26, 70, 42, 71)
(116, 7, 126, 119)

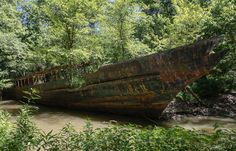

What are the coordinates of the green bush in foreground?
(0, 106, 236, 151)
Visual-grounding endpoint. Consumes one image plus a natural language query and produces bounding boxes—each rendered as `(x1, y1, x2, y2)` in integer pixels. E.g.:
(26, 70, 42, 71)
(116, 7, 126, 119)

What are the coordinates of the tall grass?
(0, 106, 236, 151)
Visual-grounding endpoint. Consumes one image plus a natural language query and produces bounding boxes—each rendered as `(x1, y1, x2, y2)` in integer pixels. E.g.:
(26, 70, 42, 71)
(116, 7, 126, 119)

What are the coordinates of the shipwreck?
(4, 37, 225, 118)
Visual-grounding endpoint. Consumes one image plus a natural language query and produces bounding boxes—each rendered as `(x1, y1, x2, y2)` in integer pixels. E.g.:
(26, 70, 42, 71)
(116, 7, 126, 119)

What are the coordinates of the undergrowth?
(0, 106, 236, 151)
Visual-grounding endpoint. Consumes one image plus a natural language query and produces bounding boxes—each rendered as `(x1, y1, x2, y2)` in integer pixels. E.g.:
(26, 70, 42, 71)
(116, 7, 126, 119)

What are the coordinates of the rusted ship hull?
(4, 37, 225, 118)
(5, 76, 176, 117)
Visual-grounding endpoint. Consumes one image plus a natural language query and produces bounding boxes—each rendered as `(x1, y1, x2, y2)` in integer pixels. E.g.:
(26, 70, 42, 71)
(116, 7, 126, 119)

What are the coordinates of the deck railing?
(13, 62, 93, 88)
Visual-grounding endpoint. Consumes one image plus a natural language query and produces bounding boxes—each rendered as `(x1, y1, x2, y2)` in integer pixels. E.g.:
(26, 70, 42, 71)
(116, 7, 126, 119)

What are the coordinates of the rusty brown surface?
(4, 37, 225, 118)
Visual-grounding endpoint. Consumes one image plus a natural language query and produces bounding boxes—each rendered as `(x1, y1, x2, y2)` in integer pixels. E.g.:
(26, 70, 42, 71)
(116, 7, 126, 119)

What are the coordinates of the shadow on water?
(0, 100, 155, 132)
(1, 100, 236, 132)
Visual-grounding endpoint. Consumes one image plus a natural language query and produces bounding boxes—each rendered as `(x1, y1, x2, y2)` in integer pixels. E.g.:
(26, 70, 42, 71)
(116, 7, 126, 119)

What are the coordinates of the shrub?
(0, 106, 236, 151)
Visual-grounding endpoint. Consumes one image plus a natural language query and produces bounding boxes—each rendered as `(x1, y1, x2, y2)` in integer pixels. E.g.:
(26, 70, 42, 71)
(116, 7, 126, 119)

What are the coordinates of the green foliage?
(3, 105, 41, 151)
(0, 0, 24, 34)
(0, 0, 30, 90)
(193, 77, 222, 99)
(0, 33, 28, 77)
(0, 0, 28, 78)
(191, 74, 236, 98)
(69, 73, 86, 88)
(0, 71, 12, 90)
(161, 0, 211, 48)
(42, 0, 105, 64)
(176, 90, 195, 102)
(100, 0, 150, 63)
(23, 88, 41, 104)
(0, 111, 12, 148)
(0, 106, 236, 150)
(20, 0, 49, 48)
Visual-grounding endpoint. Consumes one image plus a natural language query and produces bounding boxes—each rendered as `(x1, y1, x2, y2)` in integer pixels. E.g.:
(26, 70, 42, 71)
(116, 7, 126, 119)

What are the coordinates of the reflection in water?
(1, 100, 236, 132)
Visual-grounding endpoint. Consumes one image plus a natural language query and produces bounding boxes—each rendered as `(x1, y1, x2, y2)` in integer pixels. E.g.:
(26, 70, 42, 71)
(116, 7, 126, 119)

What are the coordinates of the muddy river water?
(1, 100, 236, 132)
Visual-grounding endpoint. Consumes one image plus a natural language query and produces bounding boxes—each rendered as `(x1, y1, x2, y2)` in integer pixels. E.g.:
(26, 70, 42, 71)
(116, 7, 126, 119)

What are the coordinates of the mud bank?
(161, 93, 236, 120)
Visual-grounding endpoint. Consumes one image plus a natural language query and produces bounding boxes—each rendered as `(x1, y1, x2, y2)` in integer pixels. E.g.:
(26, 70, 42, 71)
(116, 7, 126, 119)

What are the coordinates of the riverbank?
(162, 93, 236, 121)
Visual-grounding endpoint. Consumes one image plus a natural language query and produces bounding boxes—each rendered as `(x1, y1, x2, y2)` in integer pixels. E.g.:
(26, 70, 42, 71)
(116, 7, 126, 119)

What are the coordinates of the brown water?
(1, 100, 236, 132)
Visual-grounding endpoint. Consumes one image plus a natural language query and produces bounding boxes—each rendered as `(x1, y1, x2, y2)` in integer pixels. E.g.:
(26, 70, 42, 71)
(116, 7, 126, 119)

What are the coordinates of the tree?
(0, 0, 28, 79)
(159, 0, 212, 49)
(134, 0, 176, 51)
(18, 0, 106, 69)
(101, 0, 149, 63)
(20, 0, 49, 50)
(42, 0, 105, 65)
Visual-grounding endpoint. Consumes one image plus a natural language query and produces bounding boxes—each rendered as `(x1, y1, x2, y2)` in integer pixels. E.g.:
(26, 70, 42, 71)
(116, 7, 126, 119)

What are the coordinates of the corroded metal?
(4, 37, 225, 118)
